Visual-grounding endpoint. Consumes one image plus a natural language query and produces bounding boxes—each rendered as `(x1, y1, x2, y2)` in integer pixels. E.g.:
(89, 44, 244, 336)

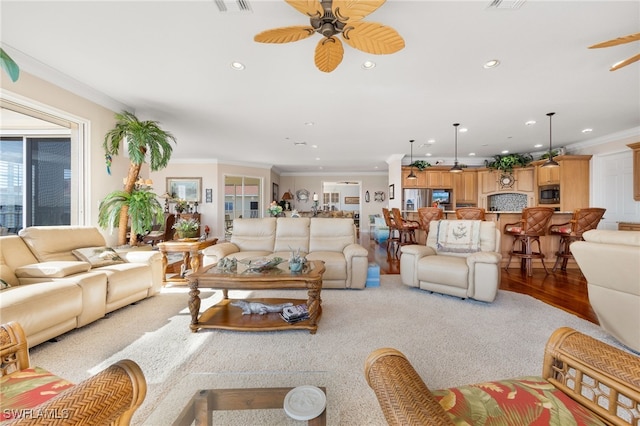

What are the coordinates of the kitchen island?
(405, 210, 576, 269)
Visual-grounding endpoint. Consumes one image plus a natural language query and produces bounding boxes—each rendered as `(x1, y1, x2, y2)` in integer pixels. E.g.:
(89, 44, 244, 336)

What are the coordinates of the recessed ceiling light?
(294, 142, 307, 147)
(534, 144, 543, 148)
(483, 59, 500, 69)
(311, 144, 318, 148)
(525, 120, 536, 126)
(425, 153, 432, 157)
(362, 61, 376, 70)
(501, 150, 509, 154)
(305, 122, 314, 126)
(469, 153, 476, 156)
(582, 128, 593, 133)
(230, 61, 245, 70)
(459, 128, 468, 133)
(315, 157, 321, 161)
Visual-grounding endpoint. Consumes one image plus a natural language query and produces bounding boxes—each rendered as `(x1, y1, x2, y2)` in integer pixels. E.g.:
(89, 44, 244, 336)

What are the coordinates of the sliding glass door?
(224, 175, 262, 221)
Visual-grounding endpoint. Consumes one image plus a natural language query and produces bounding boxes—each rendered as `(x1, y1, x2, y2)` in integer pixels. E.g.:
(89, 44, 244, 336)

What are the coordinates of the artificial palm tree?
(101, 111, 176, 245)
(98, 187, 164, 244)
(0, 48, 20, 82)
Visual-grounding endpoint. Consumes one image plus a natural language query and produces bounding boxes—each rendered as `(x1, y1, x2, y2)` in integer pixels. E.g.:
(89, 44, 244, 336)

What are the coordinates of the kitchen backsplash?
(488, 193, 528, 211)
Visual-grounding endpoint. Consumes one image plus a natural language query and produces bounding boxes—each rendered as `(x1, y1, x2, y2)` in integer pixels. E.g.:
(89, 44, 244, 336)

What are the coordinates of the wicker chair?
(365, 327, 640, 426)
(416, 207, 443, 239)
(382, 208, 400, 257)
(455, 207, 486, 220)
(549, 207, 606, 271)
(503, 207, 555, 276)
(0, 321, 147, 425)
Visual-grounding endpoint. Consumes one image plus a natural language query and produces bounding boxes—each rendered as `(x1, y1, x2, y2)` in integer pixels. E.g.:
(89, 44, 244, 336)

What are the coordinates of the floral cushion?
(0, 367, 74, 420)
(71, 246, 127, 267)
(432, 376, 606, 425)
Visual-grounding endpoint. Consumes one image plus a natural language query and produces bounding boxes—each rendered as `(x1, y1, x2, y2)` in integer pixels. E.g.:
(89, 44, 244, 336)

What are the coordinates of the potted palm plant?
(101, 111, 176, 245)
(98, 187, 164, 244)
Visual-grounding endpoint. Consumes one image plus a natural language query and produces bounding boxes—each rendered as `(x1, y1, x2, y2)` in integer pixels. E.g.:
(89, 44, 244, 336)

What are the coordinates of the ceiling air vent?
(487, 0, 526, 10)
(215, 0, 252, 13)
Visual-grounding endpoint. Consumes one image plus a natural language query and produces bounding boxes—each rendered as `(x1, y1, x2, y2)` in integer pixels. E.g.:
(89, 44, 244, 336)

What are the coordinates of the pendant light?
(450, 123, 463, 173)
(407, 139, 417, 179)
(541, 112, 559, 168)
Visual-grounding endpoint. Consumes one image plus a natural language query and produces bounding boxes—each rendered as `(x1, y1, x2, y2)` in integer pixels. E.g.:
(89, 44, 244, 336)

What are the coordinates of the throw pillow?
(72, 246, 127, 267)
(0, 279, 10, 289)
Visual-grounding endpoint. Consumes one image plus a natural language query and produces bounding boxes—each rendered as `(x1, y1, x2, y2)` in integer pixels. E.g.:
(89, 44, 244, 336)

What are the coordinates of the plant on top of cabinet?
(409, 160, 431, 171)
(485, 153, 533, 173)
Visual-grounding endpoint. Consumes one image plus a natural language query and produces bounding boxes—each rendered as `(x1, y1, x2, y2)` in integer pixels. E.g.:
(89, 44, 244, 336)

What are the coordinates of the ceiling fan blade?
(285, 0, 323, 18)
(332, 0, 385, 22)
(589, 32, 640, 49)
(314, 36, 344, 73)
(610, 53, 640, 71)
(254, 26, 315, 44)
(342, 21, 405, 55)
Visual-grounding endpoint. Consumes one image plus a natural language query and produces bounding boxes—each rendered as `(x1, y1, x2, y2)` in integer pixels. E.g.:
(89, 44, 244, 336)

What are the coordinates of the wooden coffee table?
(186, 260, 325, 334)
(158, 239, 218, 284)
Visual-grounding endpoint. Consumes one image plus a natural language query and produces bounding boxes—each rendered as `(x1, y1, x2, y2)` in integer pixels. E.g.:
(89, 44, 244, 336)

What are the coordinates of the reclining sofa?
(202, 217, 369, 289)
(400, 220, 502, 302)
(0, 226, 163, 347)
(571, 229, 640, 352)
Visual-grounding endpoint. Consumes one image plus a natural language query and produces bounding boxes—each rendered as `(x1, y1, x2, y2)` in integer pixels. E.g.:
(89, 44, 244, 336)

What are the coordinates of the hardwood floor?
(360, 234, 598, 324)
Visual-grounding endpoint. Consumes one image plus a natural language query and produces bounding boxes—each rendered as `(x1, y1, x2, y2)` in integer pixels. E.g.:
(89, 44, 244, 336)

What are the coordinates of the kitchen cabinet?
(628, 142, 640, 201)
(533, 155, 592, 211)
(453, 170, 478, 205)
(515, 167, 535, 193)
(402, 168, 427, 187)
(478, 167, 534, 195)
(537, 165, 560, 185)
(426, 170, 453, 188)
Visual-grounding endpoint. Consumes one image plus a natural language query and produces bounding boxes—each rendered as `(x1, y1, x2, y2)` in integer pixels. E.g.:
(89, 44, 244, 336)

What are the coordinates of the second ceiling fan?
(254, 0, 405, 73)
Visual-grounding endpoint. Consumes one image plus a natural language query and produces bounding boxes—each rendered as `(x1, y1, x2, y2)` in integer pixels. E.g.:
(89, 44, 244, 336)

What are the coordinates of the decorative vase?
(289, 261, 304, 272)
(177, 230, 198, 239)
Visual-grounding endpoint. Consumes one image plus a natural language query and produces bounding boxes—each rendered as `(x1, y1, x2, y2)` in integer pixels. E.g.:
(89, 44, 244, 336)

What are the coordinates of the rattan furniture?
(186, 260, 325, 334)
(549, 207, 606, 271)
(381, 208, 400, 257)
(0, 321, 147, 425)
(364, 327, 640, 426)
(503, 206, 555, 276)
(455, 207, 486, 220)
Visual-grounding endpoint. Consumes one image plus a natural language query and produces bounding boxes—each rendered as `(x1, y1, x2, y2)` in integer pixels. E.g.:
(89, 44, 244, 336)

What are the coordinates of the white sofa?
(0, 226, 163, 347)
(202, 217, 369, 289)
(400, 220, 502, 302)
(571, 229, 640, 352)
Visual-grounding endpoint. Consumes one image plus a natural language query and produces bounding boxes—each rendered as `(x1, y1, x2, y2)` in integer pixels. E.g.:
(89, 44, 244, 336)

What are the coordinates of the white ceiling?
(2, 0, 639, 174)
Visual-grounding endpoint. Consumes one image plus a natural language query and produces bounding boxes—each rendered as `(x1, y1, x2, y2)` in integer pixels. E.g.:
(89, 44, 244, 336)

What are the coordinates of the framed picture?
(272, 183, 279, 203)
(205, 188, 213, 203)
(167, 177, 202, 202)
(389, 184, 395, 200)
(344, 196, 359, 204)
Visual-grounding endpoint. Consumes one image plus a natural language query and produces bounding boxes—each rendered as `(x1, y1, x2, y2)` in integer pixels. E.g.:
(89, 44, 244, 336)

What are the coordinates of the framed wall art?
(272, 183, 279, 203)
(167, 177, 202, 202)
(344, 196, 359, 204)
(389, 184, 395, 200)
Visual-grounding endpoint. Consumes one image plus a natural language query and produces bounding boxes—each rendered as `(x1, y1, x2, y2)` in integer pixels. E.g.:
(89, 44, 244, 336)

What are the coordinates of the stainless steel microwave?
(539, 184, 560, 204)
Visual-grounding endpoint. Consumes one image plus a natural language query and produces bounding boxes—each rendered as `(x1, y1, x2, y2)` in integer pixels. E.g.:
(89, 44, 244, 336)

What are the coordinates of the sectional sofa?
(0, 226, 163, 347)
(202, 217, 369, 289)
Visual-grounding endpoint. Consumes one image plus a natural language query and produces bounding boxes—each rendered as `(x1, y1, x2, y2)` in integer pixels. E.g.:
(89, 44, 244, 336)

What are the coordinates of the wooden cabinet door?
(402, 169, 426, 187)
(478, 170, 498, 195)
(537, 165, 560, 185)
(454, 171, 478, 204)
(515, 167, 535, 192)
(426, 170, 453, 188)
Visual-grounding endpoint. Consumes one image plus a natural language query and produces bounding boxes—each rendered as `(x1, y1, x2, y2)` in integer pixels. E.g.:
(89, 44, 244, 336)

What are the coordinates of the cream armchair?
(400, 220, 501, 302)
(570, 229, 640, 352)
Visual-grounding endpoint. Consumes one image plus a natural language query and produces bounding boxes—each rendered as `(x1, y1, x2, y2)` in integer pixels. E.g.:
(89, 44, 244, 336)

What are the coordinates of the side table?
(158, 239, 217, 285)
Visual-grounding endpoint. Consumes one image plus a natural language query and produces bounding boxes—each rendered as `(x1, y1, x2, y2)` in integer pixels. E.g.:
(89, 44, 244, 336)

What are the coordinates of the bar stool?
(455, 207, 486, 220)
(391, 208, 420, 247)
(417, 207, 443, 240)
(504, 207, 555, 276)
(382, 208, 400, 257)
(549, 207, 606, 271)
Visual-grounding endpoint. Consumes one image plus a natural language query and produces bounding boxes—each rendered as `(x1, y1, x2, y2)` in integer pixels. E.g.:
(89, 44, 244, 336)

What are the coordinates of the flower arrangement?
(172, 217, 199, 238)
(174, 199, 189, 213)
(267, 201, 283, 217)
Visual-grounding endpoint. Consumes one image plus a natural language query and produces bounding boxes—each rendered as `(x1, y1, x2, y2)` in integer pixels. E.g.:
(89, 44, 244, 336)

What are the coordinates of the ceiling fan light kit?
(254, 0, 405, 73)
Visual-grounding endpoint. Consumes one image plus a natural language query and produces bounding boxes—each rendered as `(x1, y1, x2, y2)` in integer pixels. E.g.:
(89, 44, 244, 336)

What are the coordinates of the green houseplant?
(409, 160, 431, 171)
(485, 153, 533, 173)
(172, 217, 200, 239)
(101, 111, 176, 245)
(0, 48, 20, 82)
(98, 187, 164, 244)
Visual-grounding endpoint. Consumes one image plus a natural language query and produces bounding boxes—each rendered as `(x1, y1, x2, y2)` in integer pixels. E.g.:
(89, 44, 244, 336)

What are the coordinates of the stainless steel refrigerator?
(403, 188, 431, 212)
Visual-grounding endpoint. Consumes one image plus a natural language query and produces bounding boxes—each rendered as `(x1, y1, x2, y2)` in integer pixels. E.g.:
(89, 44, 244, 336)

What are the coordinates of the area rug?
(28, 275, 621, 425)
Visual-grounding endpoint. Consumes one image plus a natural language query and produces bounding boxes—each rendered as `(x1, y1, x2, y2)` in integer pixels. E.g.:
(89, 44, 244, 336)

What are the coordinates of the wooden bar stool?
(504, 207, 555, 276)
(417, 207, 443, 240)
(382, 208, 400, 258)
(549, 207, 606, 271)
(455, 207, 486, 220)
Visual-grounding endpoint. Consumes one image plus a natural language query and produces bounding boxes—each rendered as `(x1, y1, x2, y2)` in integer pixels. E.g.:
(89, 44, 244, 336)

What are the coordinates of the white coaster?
(283, 385, 326, 421)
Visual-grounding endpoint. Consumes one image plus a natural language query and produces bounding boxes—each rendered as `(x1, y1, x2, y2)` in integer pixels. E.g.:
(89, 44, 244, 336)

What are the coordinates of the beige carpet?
(28, 275, 618, 425)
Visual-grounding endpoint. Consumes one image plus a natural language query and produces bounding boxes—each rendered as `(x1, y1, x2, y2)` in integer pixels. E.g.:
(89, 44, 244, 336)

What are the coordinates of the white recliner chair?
(400, 220, 502, 302)
(571, 229, 640, 352)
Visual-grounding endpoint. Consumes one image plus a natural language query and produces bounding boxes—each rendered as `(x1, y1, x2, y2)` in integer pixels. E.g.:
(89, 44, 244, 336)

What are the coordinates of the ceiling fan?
(254, 0, 405, 73)
(588, 32, 640, 71)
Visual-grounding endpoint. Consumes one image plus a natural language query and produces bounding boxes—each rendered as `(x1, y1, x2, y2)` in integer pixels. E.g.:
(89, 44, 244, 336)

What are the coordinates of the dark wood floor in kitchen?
(360, 233, 597, 324)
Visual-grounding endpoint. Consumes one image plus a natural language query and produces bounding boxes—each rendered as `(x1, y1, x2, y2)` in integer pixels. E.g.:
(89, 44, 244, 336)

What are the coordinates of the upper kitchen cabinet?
(402, 168, 427, 187)
(537, 164, 560, 185)
(453, 170, 478, 205)
(425, 169, 453, 188)
(533, 155, 592, 211)
(478, 167, 535, 195)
